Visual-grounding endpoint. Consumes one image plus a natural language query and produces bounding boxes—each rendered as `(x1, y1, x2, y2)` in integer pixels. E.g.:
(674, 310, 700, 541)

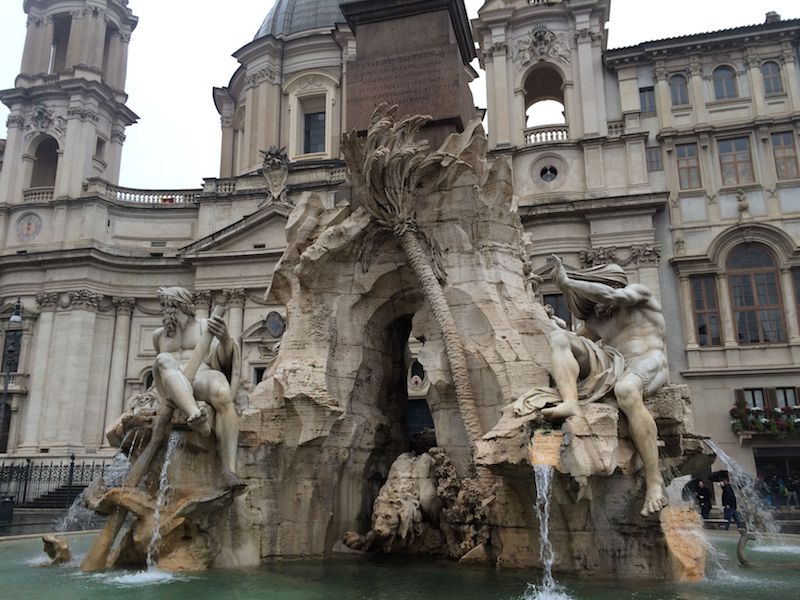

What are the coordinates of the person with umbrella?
(721, 475, 745, 530)
(695, 479, 712, 519)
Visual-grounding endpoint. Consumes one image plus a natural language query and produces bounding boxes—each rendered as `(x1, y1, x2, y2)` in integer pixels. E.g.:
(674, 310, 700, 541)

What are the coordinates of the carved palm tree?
(341, 104, 483, 449)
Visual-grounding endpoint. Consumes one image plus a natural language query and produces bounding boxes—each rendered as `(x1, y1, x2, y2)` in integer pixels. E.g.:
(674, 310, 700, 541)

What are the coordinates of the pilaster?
(102, 297, 135, 444)
(16, 293, 59, 452)
(716, 273, 737, 348)
(223, 289, 246, 340)
(678, 275, 699, 349)
(193, 290, 212, 320)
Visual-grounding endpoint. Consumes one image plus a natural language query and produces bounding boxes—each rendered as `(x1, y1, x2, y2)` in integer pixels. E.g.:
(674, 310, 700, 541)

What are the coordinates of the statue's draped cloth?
(513, 263, 628, 417)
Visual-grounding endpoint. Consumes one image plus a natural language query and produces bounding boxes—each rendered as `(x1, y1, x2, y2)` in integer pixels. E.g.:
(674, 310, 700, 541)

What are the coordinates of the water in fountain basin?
(146, 431, 182, 570)
(523, 465, 574, 600)
(704, 440, 780, 537)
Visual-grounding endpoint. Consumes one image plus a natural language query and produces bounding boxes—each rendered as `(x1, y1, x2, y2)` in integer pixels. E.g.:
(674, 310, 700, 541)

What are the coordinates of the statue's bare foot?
(640, 484, 668, 517)
(186, 407, 211, 437)
(222, 470, 247, 497)
(541, 400, 582, 420)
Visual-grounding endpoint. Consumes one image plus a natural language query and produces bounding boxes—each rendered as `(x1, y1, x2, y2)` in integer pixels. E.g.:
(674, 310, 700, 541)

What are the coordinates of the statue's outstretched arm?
(551, 254, 650, 307)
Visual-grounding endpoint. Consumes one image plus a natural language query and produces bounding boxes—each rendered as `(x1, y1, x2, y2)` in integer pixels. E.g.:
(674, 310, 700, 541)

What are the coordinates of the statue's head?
(158, 287, 195, 336)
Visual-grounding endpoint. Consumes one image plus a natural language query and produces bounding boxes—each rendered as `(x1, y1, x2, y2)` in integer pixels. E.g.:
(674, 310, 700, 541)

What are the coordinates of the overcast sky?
(1, 1, 799, 189)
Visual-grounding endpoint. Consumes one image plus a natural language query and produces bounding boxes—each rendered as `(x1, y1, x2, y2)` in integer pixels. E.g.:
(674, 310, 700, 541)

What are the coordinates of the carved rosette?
(112, 297, 136, 315)
(35, 292, 60, 312)
(580, 244, 662, 268)
(223, 289, 246, 308)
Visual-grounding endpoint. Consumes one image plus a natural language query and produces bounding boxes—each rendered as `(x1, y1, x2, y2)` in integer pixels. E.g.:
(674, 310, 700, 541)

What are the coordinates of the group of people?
(689, 477, 744, 529)
(755, 474, 800, 509)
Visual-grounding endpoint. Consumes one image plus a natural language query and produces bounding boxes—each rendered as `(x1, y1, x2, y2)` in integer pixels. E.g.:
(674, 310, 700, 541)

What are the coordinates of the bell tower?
(0, 0, 138, 204)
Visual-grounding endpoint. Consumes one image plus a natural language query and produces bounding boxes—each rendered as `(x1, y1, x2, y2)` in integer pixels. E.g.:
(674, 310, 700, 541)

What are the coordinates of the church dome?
(255, 0, 345, 39)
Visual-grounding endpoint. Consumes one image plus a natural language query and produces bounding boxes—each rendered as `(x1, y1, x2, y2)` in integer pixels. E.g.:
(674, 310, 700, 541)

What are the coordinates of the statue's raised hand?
(550, 254, 568, 286)
(207, 314, 231, 343)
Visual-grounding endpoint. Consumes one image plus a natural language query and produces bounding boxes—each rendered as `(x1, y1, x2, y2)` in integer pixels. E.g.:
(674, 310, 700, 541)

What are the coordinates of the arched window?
(523, 66, 566, 136)
(727, 244, 786, 344)
(761, 61, 784, 95)
(713, 66, 738, 100)
(30, 136, 59, 188)
(669, 74, 689, 106)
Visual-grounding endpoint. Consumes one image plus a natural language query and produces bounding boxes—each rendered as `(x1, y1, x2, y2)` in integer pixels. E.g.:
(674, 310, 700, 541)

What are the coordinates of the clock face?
(15, 213, 42, 242)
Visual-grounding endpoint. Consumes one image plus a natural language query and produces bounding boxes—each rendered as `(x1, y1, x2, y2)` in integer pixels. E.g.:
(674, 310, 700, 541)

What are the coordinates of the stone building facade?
(0, 0, 799, 480)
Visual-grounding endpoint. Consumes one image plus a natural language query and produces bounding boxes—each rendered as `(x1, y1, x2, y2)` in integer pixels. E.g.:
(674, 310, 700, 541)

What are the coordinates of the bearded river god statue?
(81, 287, 249, 573)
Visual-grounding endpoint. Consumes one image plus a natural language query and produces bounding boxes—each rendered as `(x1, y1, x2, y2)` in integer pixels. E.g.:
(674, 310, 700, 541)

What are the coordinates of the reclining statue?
(515, 255, 668, 516)
(153, 286, 243, 490)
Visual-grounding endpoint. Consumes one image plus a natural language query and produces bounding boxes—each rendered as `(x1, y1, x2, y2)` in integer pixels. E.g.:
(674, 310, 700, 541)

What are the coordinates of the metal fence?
(0, 456, 109, 507)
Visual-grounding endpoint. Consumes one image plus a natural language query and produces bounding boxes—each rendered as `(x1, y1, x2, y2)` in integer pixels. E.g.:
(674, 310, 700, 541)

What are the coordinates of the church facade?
(0, 0, 799, 480)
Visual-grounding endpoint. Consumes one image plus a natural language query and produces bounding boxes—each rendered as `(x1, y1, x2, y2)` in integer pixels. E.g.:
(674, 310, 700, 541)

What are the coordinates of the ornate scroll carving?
(259, 146, 290, 207)
(580, 244, 662, 268)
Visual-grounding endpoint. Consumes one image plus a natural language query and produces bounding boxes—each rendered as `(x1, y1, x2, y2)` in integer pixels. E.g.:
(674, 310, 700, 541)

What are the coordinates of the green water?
(2, 533, 800, 600)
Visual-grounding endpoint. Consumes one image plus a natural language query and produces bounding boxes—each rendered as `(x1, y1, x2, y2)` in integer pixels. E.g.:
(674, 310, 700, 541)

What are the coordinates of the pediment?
(180, 204, 291, 258)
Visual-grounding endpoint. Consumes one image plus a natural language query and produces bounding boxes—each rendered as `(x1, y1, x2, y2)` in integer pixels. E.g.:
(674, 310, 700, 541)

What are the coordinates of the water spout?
(146, 431, 182, 570)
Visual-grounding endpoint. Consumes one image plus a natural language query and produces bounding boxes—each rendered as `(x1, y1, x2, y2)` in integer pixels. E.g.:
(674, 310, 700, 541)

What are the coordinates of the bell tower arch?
(0, 0, 138, 204)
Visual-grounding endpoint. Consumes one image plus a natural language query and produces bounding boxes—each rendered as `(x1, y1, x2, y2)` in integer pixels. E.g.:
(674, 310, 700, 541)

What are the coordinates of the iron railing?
(0, 456, 110, 507)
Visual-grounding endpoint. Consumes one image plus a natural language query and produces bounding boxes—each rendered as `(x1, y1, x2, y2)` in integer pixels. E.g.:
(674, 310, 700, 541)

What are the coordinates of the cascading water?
(146, 431, 182, 570)
(55, 453, 132, 532)
(523, 465, 573, 600)
(704, 440, 780, 537)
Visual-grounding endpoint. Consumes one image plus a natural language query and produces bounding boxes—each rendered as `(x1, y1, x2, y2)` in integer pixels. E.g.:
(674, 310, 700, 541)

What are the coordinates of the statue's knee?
(614, 379, 642, 408)
(154, 352, 176, 371)
(547, 329, 572, 350)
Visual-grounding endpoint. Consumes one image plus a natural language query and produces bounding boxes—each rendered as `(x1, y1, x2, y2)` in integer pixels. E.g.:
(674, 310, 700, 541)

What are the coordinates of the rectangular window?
(639, 87, 656, 117)
(718, 137, 754, 186)
(543, 293, 573, 331)
(690, 275, 721, 347)
(95, 137, 106, 160)
(772, 132, 799, 181)
(646, 147, 663, 172)
(303, 112, 325, 154)
(253, 366, 266, 384)
(676, 143, 701, 189)
(776, 387, 797, 408)
(744, 388, 766, 409)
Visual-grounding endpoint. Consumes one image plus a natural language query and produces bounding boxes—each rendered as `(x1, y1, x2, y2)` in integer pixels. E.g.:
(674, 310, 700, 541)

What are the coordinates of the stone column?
(678, 275, 699, 349)
(489, 42, 511, 148)
(193, 290, 211, 320)
(654, 66, 673, 130)
(781, 43, 800, 114)
(104, 30, 121, 88)
(716, 273, 737, 347)
(102, 297, 135, 444)
(688, 58, 708, 125)
(21, 16, 44, 74)
(107, 128, 125, 184)
(61, 291, 100, 451)
(38, 16, 54, 73)
(780, 269, 800, 343)
(117, 33, 131, 91)
(17, 293, 59, 452)
(576, 28, 599, 135)
(224, 289, 246, 340)
(745, 53, 767, 117)
(65, 9, 86, 68)
(89, 10, 107, 72)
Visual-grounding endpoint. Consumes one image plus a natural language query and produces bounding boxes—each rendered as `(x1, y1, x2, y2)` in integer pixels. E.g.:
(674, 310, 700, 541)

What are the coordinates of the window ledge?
(717, 183, 760, 193)
(776, 178, 800, 188)
(670, 104, 692, 112)
(676, 188, 706, 197)
(706, 97, 750, 108)
(765, 92, 787, 100)
(291, 151, 328, 162)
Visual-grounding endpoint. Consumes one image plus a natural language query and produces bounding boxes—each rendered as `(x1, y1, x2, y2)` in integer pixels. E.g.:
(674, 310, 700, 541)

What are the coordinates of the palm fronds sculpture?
(342, 104, 483, 448)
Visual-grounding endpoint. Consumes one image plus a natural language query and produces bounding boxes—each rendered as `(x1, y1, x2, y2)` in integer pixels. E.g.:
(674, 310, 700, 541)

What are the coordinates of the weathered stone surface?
(41, 535, 71, 566)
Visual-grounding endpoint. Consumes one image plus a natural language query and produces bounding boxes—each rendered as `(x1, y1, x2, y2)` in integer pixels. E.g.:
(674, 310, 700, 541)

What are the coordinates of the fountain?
(24, 107, 773, 597)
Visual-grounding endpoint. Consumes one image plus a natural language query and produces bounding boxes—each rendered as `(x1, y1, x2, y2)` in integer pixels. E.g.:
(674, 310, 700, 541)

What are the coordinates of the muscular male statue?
(523, 256, 669, 516)
(152, 287, 242, 490)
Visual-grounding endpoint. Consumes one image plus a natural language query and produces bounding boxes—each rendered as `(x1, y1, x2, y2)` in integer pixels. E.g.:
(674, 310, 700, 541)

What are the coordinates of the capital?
(223, 289, 246, 307)
(112, 297, 136, 314)
(35, 292, 60, 311)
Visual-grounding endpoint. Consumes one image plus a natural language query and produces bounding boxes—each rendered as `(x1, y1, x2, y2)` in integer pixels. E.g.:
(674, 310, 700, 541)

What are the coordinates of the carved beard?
(162, 311, 179, 337)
